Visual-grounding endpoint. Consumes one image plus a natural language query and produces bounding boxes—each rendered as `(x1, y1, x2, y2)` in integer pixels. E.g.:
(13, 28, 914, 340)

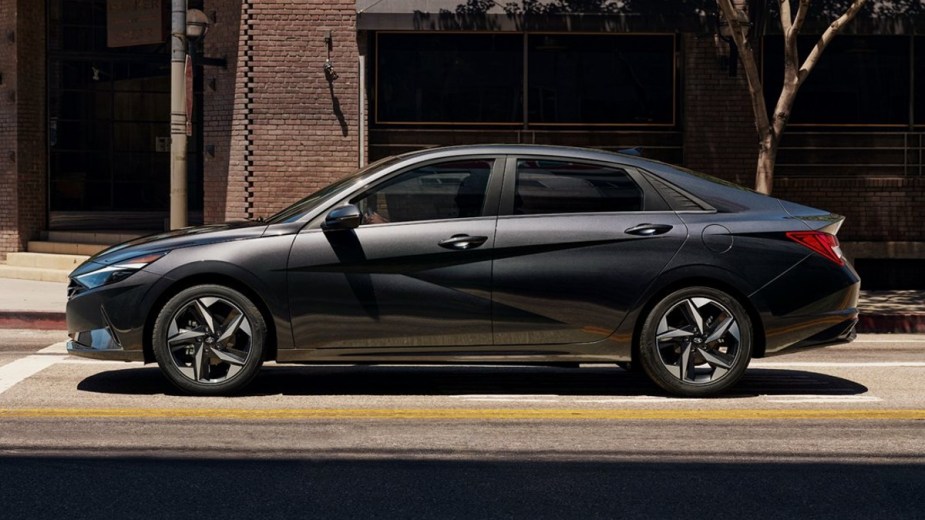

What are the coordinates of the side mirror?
(322, 204, 362, 231)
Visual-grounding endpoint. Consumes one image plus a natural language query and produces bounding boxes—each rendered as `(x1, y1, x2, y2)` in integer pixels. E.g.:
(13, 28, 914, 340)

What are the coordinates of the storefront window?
(916, 37, 924, 127)
(763, 35, 910, 126)
(47, 0, 202, 224)
(376, 33, 523, 124)
(374, 32, 676, 127)
(528, 34, 675, 125)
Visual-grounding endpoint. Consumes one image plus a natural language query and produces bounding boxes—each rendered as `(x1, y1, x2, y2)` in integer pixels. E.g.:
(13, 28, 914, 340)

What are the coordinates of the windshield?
(265, 156, 403, 224)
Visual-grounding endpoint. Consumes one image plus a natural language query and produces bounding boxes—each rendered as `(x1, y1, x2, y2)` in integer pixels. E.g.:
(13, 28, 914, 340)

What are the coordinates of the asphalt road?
(1, 331, 923, 519)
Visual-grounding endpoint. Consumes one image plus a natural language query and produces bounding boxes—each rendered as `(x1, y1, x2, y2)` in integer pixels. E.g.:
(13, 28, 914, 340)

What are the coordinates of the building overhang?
(356, 1, 924, 35)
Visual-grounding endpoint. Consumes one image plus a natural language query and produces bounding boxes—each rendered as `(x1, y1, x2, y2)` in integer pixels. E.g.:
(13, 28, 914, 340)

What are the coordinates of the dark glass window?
(376, 34, 522, 124)
(352, 160, 493, 224)
(916, 37, 924, 126)
(528, 34, 675, 125)
(47, 0, 202, 221)
(514, 160, 642, 215)
(763, 35, 910, 125)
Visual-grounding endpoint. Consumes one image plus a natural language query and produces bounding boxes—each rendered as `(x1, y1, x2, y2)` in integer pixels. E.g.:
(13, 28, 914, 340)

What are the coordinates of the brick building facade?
(0, 0, 923, 287)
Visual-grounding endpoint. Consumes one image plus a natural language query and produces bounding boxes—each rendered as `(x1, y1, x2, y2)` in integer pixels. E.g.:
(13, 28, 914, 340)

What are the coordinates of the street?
(1, 330, 924, 519)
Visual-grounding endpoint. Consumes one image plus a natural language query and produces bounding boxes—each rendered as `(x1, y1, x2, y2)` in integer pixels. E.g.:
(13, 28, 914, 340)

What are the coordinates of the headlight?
(73, 252, 167, 290)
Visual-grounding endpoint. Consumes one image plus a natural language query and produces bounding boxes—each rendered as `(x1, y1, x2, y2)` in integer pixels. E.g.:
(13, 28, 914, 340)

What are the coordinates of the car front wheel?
(153, 284, 266, 395)
(638, 286, 752, 397)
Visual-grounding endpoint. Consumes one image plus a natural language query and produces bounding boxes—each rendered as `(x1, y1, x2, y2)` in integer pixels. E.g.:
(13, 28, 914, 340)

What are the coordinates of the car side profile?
(66, 145, 860, 397)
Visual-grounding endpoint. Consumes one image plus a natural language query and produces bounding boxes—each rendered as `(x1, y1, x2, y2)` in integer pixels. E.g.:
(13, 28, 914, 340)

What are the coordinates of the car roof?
(394, 144, 654, 169)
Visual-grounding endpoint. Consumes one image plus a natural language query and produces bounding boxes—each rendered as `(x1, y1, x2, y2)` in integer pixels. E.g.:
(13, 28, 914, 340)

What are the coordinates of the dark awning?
(356, 0, 713, 32)
(356, 1, 924, 34)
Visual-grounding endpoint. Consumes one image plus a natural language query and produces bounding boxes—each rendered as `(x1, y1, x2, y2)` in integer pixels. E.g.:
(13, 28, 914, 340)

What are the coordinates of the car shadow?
(75, 365, 868, 398)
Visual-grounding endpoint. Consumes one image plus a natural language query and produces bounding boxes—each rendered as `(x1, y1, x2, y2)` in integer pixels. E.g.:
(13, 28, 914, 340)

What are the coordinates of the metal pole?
(359, 53, 366, 167)
(169, 0, 188, 229)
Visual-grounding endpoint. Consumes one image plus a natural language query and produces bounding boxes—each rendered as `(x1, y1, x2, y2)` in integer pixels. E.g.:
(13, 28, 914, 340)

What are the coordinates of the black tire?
(153, 284, 266, 395)
(638, 286, 752, 397)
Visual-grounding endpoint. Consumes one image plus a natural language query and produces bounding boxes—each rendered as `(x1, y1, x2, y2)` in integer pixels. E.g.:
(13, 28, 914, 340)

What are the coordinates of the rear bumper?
(762, 316, 857, 357)
(758, 278, 860, 356)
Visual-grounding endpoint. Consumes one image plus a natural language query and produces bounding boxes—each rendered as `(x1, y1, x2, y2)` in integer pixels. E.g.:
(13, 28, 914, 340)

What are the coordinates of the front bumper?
(66, 270, 162, 362)
(67, 338, 144, 361)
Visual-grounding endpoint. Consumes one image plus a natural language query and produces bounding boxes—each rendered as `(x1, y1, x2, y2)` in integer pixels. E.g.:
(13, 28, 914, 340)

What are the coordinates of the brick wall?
(0, 0, 18, 259)
(203, 0, 362, 223)
(0, 0, 45, 260)
(775, 177, 925, 242)
(203, 0, 244, 223)
(682, 33, 925, 243)
(16, 0, 46, 246)
(681, 33, 758, 187)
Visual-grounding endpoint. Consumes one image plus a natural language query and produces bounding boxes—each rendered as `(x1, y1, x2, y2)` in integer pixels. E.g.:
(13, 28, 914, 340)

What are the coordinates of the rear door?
(492, 156, 687, 346)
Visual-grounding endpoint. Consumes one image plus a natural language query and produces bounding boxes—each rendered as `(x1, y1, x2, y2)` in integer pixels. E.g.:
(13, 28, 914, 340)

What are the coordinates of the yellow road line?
(1, 408, 924, 421)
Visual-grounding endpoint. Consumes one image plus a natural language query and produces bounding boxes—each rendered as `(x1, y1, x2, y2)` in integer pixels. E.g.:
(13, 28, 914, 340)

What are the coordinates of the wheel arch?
(142, 273, 280, 364)
(628, 273, 767, 364)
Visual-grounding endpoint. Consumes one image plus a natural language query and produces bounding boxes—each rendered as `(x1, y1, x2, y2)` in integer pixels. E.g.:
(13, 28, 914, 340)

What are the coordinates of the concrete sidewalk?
(0, 278, 921, 332)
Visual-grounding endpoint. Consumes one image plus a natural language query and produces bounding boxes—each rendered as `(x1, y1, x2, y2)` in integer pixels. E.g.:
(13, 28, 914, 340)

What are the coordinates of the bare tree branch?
(718, 0, 772, 140)
(778, 0, 793, 34)
(798, 0, 867, 82)
(791, 0, 811, 35)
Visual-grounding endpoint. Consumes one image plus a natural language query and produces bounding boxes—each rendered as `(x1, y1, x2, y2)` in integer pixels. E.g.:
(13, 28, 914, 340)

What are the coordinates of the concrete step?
(45, 230, 148, 246)
(27, 241, 108, 256)
(6, 252, 89, 270)
(0, 264, 71, 283)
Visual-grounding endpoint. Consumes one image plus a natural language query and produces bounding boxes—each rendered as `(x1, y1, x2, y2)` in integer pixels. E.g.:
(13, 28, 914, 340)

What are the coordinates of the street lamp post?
(169, 1, 188, 230)
(169, 6, 211, 230)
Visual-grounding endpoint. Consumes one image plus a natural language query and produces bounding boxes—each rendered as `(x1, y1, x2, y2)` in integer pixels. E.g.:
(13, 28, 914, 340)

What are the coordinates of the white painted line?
(765, 396, 882, 403)
(457, 398, 562, 403)
(751, 361, 925, 368)
(0, 356, 65, 395)
(38, 342, 68, 354)
(573, 398, 694, 403)
(853, 340, 925, 343)
(452, 395, 696, 403)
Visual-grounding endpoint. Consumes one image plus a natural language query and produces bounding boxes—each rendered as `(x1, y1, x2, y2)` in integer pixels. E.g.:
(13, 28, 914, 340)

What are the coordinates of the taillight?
(786, 231, 845, 266)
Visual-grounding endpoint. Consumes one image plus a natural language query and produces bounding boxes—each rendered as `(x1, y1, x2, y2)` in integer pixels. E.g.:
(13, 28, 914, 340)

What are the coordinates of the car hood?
(85, 221, 269, 266)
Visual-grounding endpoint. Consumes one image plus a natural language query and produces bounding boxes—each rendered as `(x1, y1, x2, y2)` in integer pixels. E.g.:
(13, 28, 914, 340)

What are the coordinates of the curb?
(857, 314, 925, 334)
(0, 312, 67, 330)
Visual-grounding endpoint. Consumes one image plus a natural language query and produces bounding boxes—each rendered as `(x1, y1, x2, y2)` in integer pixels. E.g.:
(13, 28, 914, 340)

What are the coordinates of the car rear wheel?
(638, 286, 752, 397)
(153, 284, 266, 395)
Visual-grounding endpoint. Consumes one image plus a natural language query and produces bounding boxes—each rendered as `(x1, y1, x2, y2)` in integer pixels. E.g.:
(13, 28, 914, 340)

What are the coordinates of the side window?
(352, 159, 493, 225)
(514, 159, 643, 215)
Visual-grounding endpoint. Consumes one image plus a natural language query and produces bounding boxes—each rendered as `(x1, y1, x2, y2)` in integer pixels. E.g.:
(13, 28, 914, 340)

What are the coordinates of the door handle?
(438, 234, 488, 250)
(625, 223, 673, 236)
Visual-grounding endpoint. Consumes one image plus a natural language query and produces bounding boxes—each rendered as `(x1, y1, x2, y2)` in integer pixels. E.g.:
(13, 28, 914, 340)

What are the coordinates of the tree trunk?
(756, 135, 777, 195)
(716, 0, 867, 196)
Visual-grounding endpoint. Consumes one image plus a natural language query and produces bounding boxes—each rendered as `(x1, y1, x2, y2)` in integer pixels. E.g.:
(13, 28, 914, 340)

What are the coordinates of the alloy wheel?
(653, 297, 742, 385)
(165, 296, 254, 384)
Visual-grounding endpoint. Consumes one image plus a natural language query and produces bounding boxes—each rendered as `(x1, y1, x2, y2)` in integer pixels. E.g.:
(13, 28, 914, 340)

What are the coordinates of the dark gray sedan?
(66, 145, 860, 396)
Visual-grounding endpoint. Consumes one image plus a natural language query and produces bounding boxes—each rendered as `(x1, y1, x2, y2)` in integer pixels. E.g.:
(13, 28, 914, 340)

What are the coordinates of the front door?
(287, 158, 501, 352)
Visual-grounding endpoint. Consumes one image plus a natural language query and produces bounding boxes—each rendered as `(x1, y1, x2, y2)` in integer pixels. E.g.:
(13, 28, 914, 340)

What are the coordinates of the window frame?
(497, 155, 670, 218)
(308, 154, 506, 229)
